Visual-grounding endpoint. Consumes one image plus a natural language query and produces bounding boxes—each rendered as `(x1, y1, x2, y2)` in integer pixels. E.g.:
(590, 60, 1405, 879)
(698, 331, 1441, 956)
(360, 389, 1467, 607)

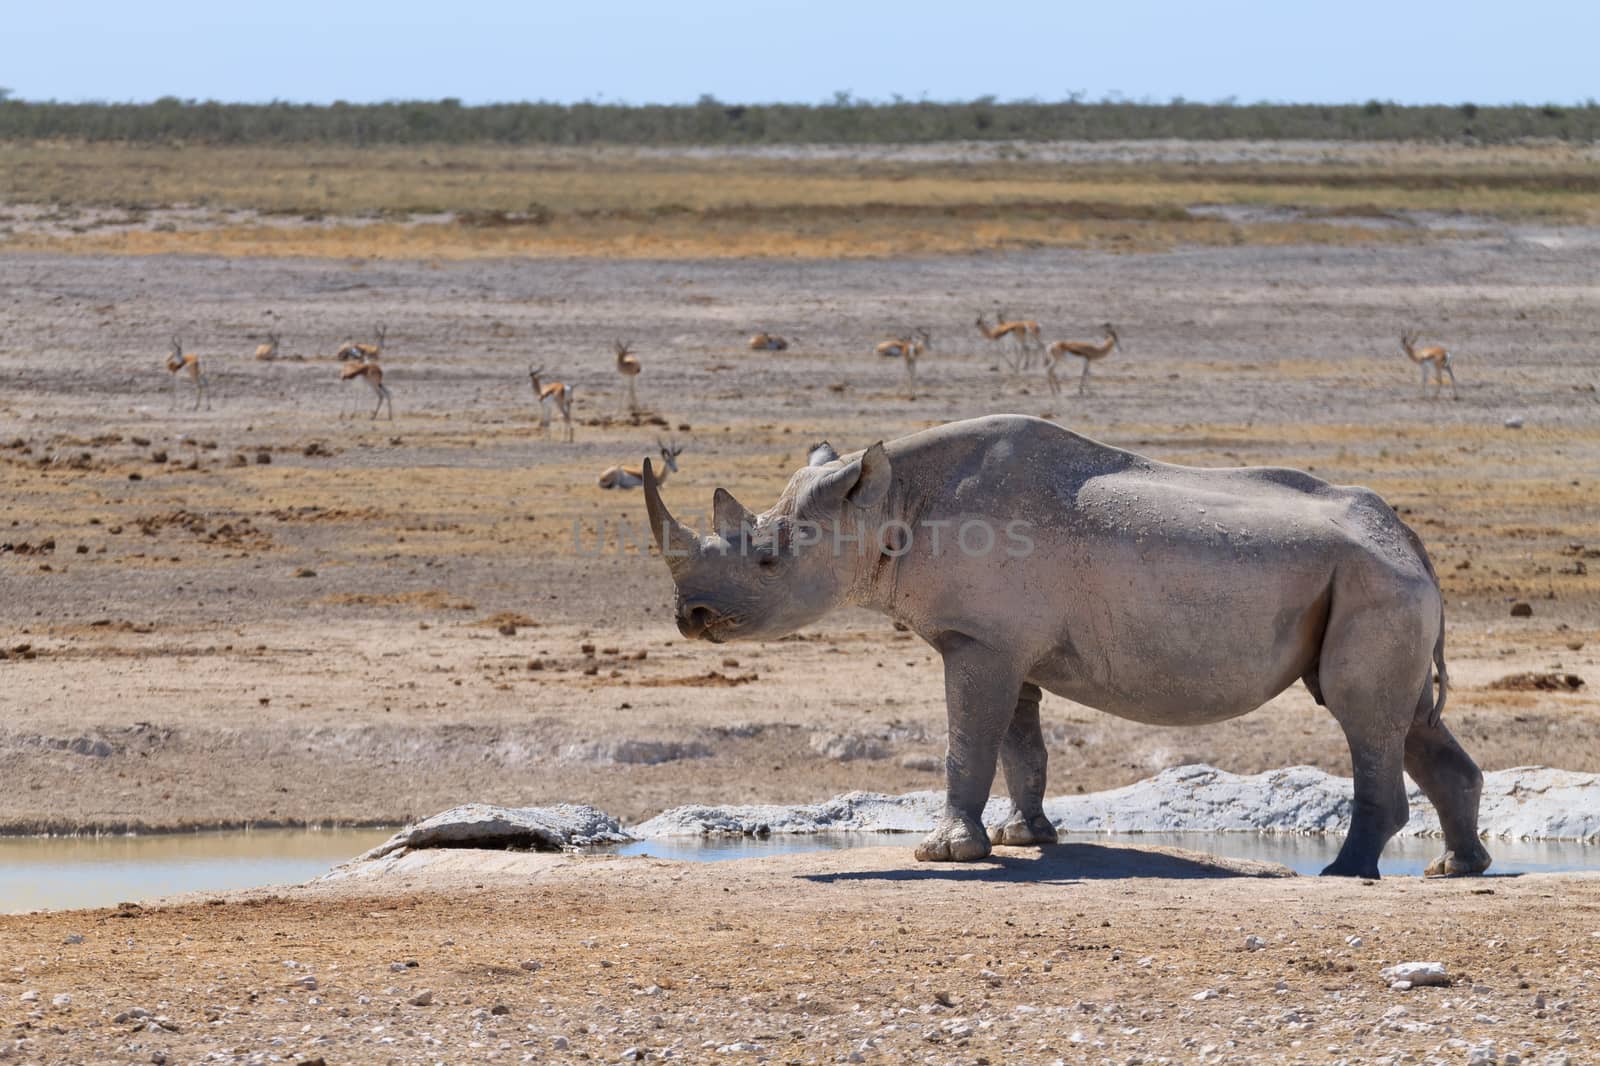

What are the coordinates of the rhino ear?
(806, 441, 891, 514)
(806, 441, 838, 467)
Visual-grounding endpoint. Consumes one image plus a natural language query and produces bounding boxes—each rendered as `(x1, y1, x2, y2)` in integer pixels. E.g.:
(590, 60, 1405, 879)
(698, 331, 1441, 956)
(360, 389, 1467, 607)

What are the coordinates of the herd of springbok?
(158, 316, 1461, 486)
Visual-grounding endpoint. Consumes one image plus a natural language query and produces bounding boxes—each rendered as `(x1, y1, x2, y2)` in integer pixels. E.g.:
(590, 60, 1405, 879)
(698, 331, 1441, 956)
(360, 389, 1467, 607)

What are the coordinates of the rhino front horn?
(643, 458, 699, 563)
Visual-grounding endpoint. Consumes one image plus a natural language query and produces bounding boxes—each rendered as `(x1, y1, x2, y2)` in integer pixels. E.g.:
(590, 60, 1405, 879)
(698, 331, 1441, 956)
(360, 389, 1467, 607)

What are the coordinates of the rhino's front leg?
(991, 683, 1058, 847)
(915, 635, 1024, 863)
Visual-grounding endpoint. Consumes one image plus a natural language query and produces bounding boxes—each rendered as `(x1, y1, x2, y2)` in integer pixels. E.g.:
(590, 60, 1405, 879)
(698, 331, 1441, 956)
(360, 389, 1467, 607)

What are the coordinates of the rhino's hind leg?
(1317, 596, 1426, 878)
(915, 635, 1022, 863)
(1405, 716, 1492, 876)
(991, 683, 1059, 847)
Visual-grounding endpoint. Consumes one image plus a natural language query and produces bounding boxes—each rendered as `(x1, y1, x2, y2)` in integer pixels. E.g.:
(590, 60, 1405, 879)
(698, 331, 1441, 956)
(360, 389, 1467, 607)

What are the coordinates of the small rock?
(1347, 935, 1364, 948)
(1504, 416, 1525, 429)
(1510, 602, 1533, 618)
(1244, 935, 1266, 951)
(490, 1004, 510, 1015)
(62, 934, 84, 945)
(519, 959, 543, 972)
(620, 1049, 643, 1062)
(389, 962, 408, 972)
(1193, 989, 1219, 1001)
(296, 976, 317, 991)
(407, 990, 433, 1007)
(50, 993, 71, 1008)
(1381, 961, 1451, 989)
(552, 1036, 570, 1050)
(1468, 1046, 1497, 1065)
(18, 991, 38, 1003)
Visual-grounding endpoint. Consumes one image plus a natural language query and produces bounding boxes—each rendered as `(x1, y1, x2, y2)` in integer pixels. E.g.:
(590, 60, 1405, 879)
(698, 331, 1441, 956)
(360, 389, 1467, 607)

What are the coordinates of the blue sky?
(4, 1, 1594, 106)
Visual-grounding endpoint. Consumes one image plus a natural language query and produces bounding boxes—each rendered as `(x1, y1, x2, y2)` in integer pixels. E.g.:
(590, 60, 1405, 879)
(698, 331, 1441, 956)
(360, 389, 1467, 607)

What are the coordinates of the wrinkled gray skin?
(643, 415, 1491, 878)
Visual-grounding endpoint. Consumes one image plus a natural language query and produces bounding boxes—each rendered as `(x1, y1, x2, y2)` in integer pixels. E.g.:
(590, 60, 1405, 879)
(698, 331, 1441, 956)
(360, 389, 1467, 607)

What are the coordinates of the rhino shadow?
(799, 841, 1296, 884)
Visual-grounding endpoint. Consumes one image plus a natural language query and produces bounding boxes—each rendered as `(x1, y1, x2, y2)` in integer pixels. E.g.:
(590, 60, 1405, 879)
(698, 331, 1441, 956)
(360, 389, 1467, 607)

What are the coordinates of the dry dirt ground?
(1, 849, 1597, 1063)
(0, 233, 1597, 1062)
(0, 240, 1595, 832)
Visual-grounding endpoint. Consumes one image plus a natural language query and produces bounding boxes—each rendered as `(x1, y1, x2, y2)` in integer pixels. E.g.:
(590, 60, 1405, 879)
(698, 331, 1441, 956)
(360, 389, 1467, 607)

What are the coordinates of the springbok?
(529, 365, 576, 441)
(975, 311, 1043, 370)
(1400, 330, 1458, 400)
(598, 438, 682, 490)
(1045, 324, 1120, 396)
(340, 357, 393, 420)
(614, 340, 642, 412)
(336, 324, 387, 363)
(165, 337, 211, 411)
(253, 331, 281, 361)
(748, 333, 791, 351)
(875, 328, 932, 398)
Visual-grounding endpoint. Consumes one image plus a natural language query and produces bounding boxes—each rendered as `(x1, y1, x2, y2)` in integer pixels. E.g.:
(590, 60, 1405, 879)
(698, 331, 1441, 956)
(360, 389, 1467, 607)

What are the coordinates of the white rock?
(50, 994, 70, 1008)
(407, 990, 433, 1007)
(17, 992, 38, 1003)
(1193, 989, 1219, 1001)
(1347, 936, 1364, 948)
(1504, 416, 1525, 429)
(62, 935, 84, 946)
(1244, 935, 1267, 951)
(355, 804, 629, 861)
(1380, 962, 1451, 989)
(635, 764, 1600, 841)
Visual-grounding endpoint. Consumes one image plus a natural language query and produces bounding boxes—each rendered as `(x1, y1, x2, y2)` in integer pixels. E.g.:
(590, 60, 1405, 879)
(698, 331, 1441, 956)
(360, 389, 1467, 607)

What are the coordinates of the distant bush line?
(2, 97, 1598, 145)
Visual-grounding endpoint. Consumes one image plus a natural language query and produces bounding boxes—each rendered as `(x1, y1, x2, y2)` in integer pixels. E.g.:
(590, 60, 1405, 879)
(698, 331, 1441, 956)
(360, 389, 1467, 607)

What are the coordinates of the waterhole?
(3, 830, 1593, 913)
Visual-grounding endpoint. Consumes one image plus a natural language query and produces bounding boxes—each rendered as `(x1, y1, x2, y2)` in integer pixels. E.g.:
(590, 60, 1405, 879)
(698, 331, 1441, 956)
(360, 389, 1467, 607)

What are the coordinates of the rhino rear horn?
(713, 487, 756, 540)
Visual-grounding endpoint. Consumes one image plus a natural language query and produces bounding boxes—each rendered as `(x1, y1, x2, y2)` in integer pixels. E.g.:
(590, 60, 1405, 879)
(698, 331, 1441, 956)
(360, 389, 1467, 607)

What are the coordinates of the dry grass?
(3, 142, 1595, 259)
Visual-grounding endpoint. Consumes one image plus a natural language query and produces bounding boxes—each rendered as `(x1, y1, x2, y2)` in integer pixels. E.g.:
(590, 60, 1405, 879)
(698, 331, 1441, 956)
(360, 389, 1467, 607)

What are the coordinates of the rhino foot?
(989, 812, 1058, 847)
(1424, 845, 1493, 878)
(914, 816, 992, 862)
(1320, 858, 1381, 879)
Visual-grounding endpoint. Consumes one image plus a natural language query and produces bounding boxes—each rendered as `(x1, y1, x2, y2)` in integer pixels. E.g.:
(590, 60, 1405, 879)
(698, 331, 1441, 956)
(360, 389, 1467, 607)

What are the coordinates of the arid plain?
(1, 142, 1597, 1061)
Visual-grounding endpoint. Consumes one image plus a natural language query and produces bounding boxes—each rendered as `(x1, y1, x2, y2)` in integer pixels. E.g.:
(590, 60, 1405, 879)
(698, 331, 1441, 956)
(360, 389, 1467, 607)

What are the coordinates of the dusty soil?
(1, 847, 1597, 1063)
(1, 240, 1597, 832)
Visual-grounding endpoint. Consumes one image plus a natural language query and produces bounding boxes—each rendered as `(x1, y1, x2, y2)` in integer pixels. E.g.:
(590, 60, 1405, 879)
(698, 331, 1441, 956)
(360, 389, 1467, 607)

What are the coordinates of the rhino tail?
(1426, 598, 1448, 727)
(1393, 508, 1448, 728)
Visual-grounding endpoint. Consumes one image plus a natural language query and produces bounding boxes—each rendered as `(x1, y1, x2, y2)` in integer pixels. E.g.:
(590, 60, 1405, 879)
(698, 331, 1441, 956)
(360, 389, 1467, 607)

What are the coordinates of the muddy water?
(0, 829, 391, 914)
(607, 832, 1599, 878)
(4, 829, 1594, 913)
